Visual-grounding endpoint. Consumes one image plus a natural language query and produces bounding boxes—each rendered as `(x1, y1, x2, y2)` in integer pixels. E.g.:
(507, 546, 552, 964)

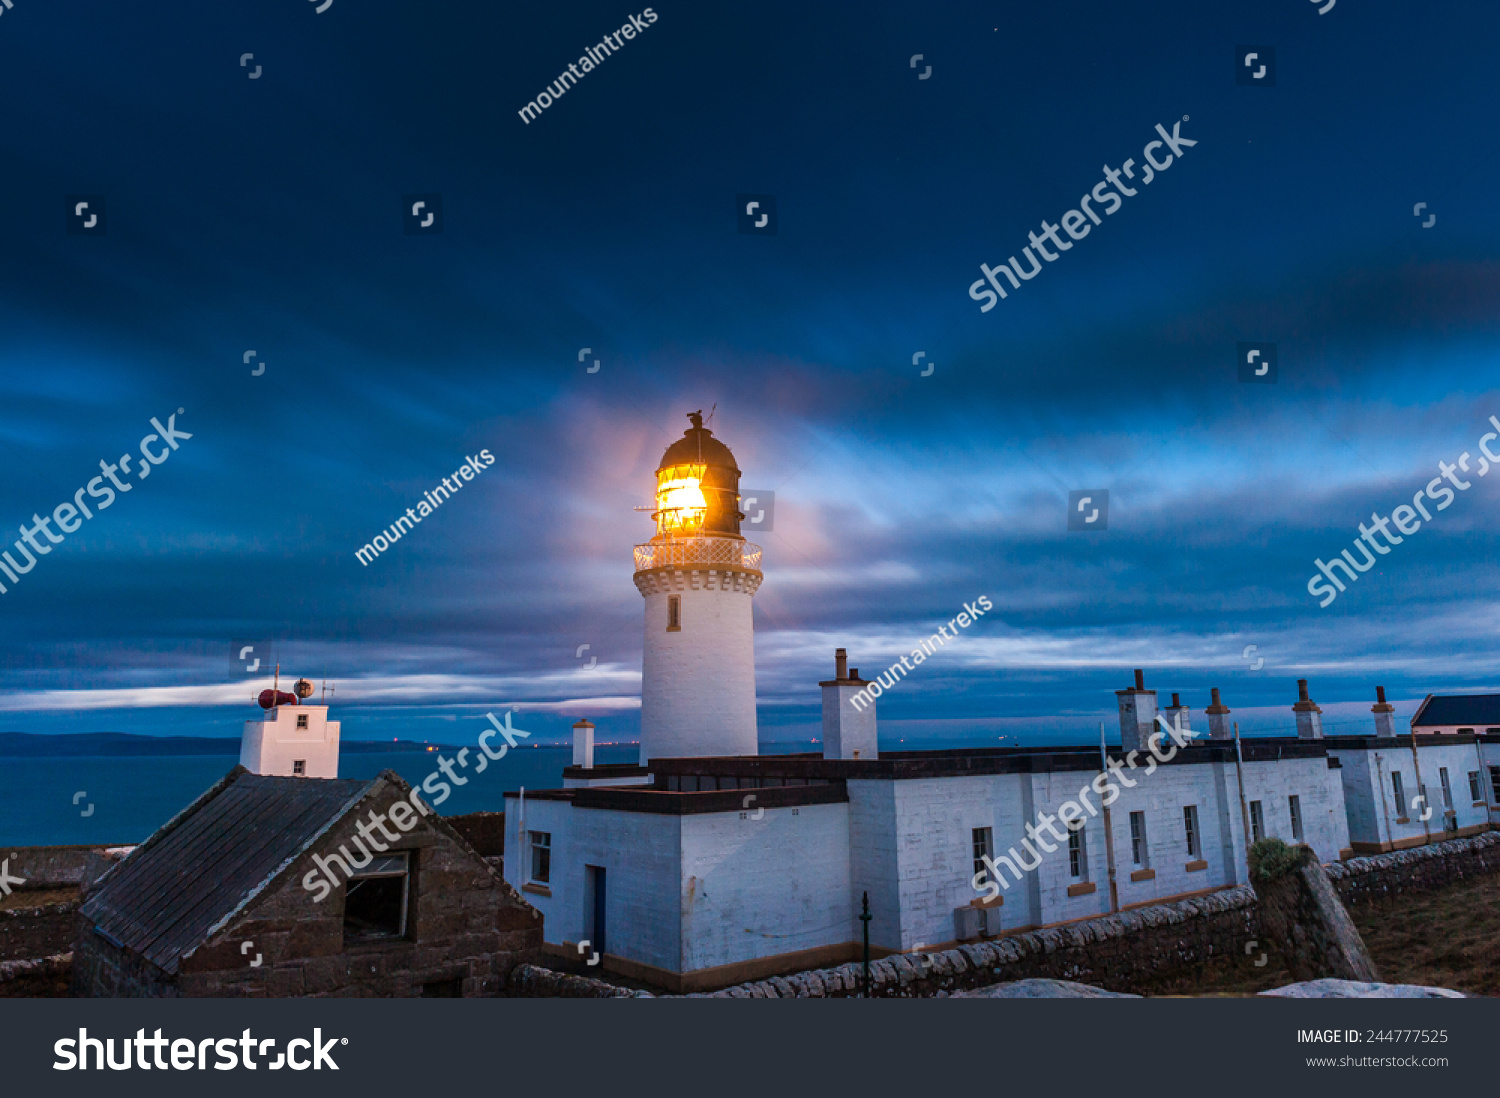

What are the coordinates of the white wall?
(679, 803, 851, 972)
(503, 794, 684, 973)
(239, 704, 339, 778)
(638, 573, 759, 762)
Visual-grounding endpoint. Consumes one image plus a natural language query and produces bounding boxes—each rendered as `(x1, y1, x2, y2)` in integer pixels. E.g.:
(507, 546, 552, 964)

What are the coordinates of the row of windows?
(972, 795, 1305, 886)
(661, 774, 832, 792)
(1388, 766, 1493, 834)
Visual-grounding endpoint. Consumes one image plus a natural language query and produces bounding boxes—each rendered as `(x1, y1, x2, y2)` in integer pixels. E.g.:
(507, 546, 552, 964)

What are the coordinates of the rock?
(951, 978, 1139, 999)
(1252, 841, 1380, 983)
(1261, 979, 1465, 999)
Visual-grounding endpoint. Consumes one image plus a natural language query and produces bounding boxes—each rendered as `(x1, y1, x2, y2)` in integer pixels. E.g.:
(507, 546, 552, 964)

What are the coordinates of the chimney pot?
(1210, 687, 1222, 705)
(1376, 685, 1386, 704)
(1297, 678, 1310, 702)
(1171, 693, 1181, 708)
(835, 648, 848, 680)
(850, 668, 859, 680)
(1134, 669, 1145, 691)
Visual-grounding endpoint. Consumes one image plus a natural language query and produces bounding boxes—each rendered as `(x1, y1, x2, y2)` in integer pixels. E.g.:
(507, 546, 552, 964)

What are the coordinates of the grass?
(1140, 873, 1500, 996)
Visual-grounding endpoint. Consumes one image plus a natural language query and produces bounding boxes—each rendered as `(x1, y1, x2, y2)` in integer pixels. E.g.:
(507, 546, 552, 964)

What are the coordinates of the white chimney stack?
(1115, 669, 1157, 753)
(572, 719, 596, 769)
(1293, 679, 1324, 739)
(821, 649, 877, 760)
(1371, 686, 1395, 738)
(1205, 687, 1233, 741)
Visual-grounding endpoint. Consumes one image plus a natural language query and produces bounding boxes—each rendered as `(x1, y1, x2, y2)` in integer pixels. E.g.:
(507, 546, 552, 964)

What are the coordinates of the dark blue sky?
(1, 0, 1498, 747)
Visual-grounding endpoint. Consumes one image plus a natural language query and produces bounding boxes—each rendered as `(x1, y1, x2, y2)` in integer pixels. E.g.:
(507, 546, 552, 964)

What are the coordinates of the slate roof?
(1412, 694, 1500, 728)
(79, 766, 378, 975)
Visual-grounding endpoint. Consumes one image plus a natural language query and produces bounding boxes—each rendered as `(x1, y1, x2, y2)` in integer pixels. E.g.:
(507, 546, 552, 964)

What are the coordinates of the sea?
(0, 743, 646, 849)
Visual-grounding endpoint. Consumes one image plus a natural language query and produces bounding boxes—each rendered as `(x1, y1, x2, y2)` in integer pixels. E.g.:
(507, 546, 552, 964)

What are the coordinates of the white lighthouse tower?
(634, 412, 762, 763)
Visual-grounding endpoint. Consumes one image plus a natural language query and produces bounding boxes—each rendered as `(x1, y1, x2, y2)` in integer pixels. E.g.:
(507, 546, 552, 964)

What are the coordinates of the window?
(344, 852, 410, 942)
(971, 827, 993, 886)
(296, 713, 309, 729)
(1392, 771, 1405, 814)
(528, 830, 551, 884)
(1289, 795, 1303, 842)
(1458, 728, 1475, 735)
(1067, 821, 1087, 879)
(1490, 766, 1500, 803)
(1129, 811, 1148, 867)
(666, 595, 681, 631)
(292, 759, 306, 776)
(1183, 805, 1200, 858)
(1469, 771, 1483, 803)
(1439, 767, 1453, 810)
(1249, 800, 1265, 843)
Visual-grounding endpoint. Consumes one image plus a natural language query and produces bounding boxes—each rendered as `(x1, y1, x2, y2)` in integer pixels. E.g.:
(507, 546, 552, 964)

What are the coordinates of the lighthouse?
(634, 412, 762, 762)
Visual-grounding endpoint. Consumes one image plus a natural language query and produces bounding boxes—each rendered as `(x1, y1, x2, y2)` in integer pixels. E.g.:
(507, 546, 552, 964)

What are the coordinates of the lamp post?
(860, 891, 872, 997)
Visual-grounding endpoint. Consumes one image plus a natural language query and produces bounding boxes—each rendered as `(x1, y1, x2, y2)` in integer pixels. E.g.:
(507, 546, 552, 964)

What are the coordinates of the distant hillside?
(0, 731, 455, 757)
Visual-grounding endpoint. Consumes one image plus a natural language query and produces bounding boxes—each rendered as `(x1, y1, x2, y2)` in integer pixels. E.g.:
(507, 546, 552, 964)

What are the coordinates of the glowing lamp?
(650, 411, 743, 539)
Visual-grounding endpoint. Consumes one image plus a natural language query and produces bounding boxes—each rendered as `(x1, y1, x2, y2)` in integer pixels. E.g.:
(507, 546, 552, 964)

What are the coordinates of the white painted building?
(500, 416, 1491, 992)
(239, 679, 340, 779)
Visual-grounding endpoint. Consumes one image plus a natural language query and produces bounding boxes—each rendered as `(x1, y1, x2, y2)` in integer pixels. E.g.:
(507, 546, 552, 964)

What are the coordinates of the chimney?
(821, 650, 877, 760)
(572, 719, 595, 769)
(1371, 685, 1396, 738)
(1162, 691, 1194, 744)
(1115, 669, 1157, 753)
(1205, 686, 1233, 741)
(1292, 678, 1323, 739)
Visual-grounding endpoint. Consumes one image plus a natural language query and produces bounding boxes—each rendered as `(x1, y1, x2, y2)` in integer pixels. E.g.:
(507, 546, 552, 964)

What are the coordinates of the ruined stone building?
(73, 766, 539, 997)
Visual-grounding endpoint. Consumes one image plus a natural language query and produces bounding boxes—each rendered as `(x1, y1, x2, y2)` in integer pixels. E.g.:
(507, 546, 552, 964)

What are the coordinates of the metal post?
(1374, 753, 1393, 850)
(859, 891, 872, 997)
(1098, 722, 1119, 913)
(1233, 722, 1253, 879)
(1409, 725, 1431, 847)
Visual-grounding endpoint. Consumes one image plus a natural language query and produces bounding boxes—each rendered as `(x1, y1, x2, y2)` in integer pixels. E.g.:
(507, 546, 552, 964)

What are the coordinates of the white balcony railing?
(633, 537, 762, 572)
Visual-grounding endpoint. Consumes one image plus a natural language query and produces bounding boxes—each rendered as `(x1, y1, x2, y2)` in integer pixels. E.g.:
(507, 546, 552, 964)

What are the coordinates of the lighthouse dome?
(652, 412, 742, 539)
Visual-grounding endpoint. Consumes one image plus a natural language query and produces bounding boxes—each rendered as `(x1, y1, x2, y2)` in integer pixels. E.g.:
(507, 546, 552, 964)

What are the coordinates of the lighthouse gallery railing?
(633, 537, 763, 571)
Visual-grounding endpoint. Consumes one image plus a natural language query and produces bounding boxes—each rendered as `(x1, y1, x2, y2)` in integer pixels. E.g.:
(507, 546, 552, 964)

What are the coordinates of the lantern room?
(651, 411, 743, 540)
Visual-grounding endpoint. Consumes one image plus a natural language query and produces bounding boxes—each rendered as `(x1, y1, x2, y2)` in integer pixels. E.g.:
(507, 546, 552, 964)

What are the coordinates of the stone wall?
(690, 830, 1500, 998)
(508, 963, 652, 997)
(0, 953, 73, 998)
(1327, 830, 1500, 906)
(0, 901, 79, 962)
(698, 887, 1259, 997)
(2, 845, 125, 889)
(447, 811, 506, 858)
